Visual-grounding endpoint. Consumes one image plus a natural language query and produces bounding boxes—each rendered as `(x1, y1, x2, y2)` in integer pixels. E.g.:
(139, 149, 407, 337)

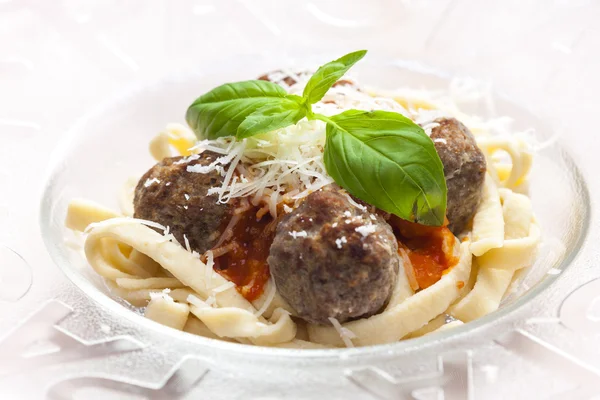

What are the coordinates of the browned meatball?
(133, 151, 233, 254)
(268, 185, 399, 325)
(430, 118, 486, 234)
(258, 70, 300, 87)
(258, 70, 359, 91)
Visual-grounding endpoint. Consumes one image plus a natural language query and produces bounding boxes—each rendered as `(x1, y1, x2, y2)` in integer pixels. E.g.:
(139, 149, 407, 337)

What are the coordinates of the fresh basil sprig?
(302, 50, 366, 106)
(237, 96, 306, 139)
(185, 51, 448, 226)
(320, 110, 447, 226)
(186, 80, 305, 140)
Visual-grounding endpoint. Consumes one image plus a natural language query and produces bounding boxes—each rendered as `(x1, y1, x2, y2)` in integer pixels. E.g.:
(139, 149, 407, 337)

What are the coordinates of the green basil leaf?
(237, 100, 306, 138)
(302, 50, 367, 105)
(186, 80, 291, 139)
(323, 110, 447, 226)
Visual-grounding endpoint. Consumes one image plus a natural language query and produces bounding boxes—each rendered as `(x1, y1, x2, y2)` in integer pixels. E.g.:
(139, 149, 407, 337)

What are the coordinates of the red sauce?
(389, 216, 457, 290)
(211, 205, 457, 298)
(213, 209, 275, 301)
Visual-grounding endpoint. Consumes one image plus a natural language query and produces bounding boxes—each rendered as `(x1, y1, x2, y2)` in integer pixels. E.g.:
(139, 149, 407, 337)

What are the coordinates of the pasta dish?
(64, 51, 539, 348)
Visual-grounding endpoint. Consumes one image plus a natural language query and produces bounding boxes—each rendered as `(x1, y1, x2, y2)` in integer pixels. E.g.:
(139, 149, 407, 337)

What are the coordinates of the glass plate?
(2, 1, 600, 398)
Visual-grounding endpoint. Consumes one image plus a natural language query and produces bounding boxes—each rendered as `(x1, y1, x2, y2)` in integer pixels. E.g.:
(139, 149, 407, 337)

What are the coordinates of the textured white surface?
(1, 1, 600, 399)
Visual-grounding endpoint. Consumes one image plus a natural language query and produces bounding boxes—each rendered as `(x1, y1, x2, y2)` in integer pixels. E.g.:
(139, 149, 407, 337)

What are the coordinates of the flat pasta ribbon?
(83, 218, 297, 345)
(145, 294, 190, 330)
(470, 174, 504, 257)
(66, 199, 298, 345)
(307, 241, 472, 347)
(477, 136, 533, 190)
(450, 189, 540, 322)
(149, 123, 197, 161)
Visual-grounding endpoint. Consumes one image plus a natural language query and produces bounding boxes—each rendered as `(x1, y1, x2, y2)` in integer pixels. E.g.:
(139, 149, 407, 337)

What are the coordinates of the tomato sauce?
(213, 209, 275, 301)
(211, 205, 457, 298)
(389, 216, 457, 290)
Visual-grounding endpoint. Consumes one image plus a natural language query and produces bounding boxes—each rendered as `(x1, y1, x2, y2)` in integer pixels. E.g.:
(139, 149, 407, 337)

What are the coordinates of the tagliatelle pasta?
(306, 242, 471, 347)
(79, 217, 297, 345)
(477, 136, 533, 190)
(64, 59, 543, 347)
(66, 199, 120, 232)
(470, 175, 505, 257)
(450, 191, 540, 322)
(145, 293, 190, 330)
(149, 123, 197, 161)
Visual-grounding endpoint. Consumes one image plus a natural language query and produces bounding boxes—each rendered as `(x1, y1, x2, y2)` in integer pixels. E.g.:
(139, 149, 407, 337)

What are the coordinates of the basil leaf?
(323, 110, 447, 226)
(237, 100, 306, 139)
(186, 80, 291, 139)
(302, 50, 367, 105)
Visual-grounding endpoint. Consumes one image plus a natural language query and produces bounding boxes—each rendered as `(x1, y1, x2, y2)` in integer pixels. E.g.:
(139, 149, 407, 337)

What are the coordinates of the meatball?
(258, 70, 359, 90)
(430, 118, 486, 234)
(258, 70, 302, 87)
(268, 185, 399, 325)
(133, 151, 233, 254)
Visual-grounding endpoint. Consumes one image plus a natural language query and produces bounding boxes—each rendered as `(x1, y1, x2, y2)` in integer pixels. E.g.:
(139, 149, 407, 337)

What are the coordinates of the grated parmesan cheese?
(183, 234, 191, 252)
(205, 295, 217, 307)
(159, 76, 538, 226)
(205, 250, 214, 287)
(150, 290, 174, 302)
(343, 193, 367, 211)
(355, 224, 377, 237)
(254, 279, 277, 317)
(187, 294, 210, 309)
(289, 230, 308, 239)
(335, 236, 348, 249)
(328, 317, 356, 348)
(144, 178, 160, 187)
(132, 218, 166, 231)
(211, 281, 236, 294)
(174, 154, 200, 165)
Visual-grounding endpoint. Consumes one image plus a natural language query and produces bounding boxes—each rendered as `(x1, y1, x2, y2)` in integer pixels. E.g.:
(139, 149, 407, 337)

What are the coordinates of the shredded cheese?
(254, 279, 277, 317)
(355, 224, 377, 237)
(166, 78, 413, 219)
(212, 281, 236, 294)
(399, 247, 419, 291)
(289, 230, 308, 239)
(158, 75, 538, 225)
(335, 236, 348, 249)
(328, 317, 356, 348)
(187, 294, 210, 309)
(149, 290, 174, 302)
(205, 250, 214, 287)
(144, 178, 160, 187)
(342, 193, 367, 211)
(183, 234, 191, 252)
